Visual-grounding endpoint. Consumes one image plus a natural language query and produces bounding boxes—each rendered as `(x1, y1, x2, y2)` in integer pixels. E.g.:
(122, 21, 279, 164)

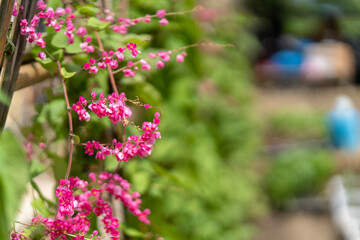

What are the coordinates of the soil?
(253, 211, 340, 240)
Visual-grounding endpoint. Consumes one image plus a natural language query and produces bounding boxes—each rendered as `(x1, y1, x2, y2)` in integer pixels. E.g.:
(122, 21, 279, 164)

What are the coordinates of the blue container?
(327, 96, 360, 150)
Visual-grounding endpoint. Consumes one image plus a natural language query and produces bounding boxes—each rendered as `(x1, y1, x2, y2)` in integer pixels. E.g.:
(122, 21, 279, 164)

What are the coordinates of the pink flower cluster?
(79, 35, 95, 53)
(148, 50, 187, 69)
(72, 92, 161, 162)
(72, 96, 91, 122)
(97, 172, 151, 224)
(18, 3, 171, 62)
(11, 1, 23, 17)
(19, 1, 77, 50)
(84, 111, 161, 162)
(72, 92, 132, 124)
(18, 1, 97, 58)
(83, 48, 128, 74)
(82, 47, 186, 77)
(157, 10, 169, 26)
(10, 231, 25, 240)
(110, 9, 168, 35)
(23, 172, 149, 240)
(56, 179, 78, 217)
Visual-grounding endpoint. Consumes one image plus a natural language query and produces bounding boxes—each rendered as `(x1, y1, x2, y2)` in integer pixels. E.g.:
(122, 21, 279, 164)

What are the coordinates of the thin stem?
(111, 5, 203, 27)
(148, 5, 203, 18)
(65, 233, 92, 240)
(56, 60, 74, 180)
(14, 221, 31, 227)
(122, 124, 126, 143)
(94, 31, 119, 94)
(112, 42, 234, 74)
(30, 180, 56, 207)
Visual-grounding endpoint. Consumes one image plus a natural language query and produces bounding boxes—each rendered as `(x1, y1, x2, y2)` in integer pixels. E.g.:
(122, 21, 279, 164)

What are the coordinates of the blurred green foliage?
(265, 109, 327, 140)
(249, 0, 360, 38)
(17, 0, 266, 239)
(0, 131, 29, 239)
(265, 149, 334, 209)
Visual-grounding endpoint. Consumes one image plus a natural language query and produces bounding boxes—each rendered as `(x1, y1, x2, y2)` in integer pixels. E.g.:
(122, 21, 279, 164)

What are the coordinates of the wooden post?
(0, 0, 37, 130)
(0, 0, 15, 67)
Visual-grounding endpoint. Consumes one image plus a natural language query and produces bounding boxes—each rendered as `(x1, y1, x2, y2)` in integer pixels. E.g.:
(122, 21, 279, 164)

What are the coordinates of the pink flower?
(86, 45, 94, 53)
(39, 142, 46, 149)
(144, 15, 151, 23)
(20, 19, 28, 26)
(37, 51, 46, 60)
(127, 43, 137, 51)
(159, 18, 169, 26)
(123, 69, 135, 77)
(109, 60, 118, 69)
(76, 27, 87, 36)
(176, 54, 184, 62)
(85, 36, 92, 42)
(118, 47, 126, 53)
(83, 63, 90, 70)
(89, 66, 98, 74)
(115, 52, 124, 62)
(35, 38, 46, 48)
(140, 60, 151, 70)
(91, 92, 97, 99)
(156, 60, 165, 69)
(37, 1, 47, 11)
(126, 43, 140, 58)
(12, 2, 18, 16)
(113, 25, 127, 34)
(65, 7, 72, 14)
(98, 62, 106, 69)
(156, 9, 166, 18)
(54, 7, 66, 16)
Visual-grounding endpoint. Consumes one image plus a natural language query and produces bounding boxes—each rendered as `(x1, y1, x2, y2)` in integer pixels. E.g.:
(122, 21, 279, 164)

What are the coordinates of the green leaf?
(36, 57, 53, 64)
(35, 57, 57, 73)
(69, 133, 80, 144)
(65, 35, 83, 54)
(47, 152, 67, 181)
(31, 199, 51, 218)
(105, 155, 119, 171)
(30, 180, 56, 208)
(0, 131, 29, 239)
(121, 224, 146, 238)
(152, 162, 182, 186)
(51, 30, 67, 49)
(134, 82, 162, 106)
(23, 225, 46, 239)
(51, 49, 64, 61)
(88, 17, 110, 30)
(123, 33, 152, 46)
(77, 5, 99, 17)
(47, 0, 63, 9)
(0, 90, 10, 106)
(61, 67, 76, 79)
(30, 160, 47, 179)
(131, 171, 150, 194)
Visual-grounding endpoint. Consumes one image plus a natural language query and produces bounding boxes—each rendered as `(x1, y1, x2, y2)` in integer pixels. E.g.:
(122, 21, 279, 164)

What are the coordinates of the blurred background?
(5, 0, 360, 239)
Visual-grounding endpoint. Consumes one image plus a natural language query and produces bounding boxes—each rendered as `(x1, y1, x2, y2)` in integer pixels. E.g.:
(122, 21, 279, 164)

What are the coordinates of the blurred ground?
(252, 85, 359, 240)
(253, 211, 339, 240)
(255, 85, 360, 117)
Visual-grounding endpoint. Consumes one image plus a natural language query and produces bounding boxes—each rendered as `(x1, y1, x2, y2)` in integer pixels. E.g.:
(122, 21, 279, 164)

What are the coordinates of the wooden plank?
(0, 0, 15, 66)
(0, 0, 37, 130)
(15, 62, 52, 91)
